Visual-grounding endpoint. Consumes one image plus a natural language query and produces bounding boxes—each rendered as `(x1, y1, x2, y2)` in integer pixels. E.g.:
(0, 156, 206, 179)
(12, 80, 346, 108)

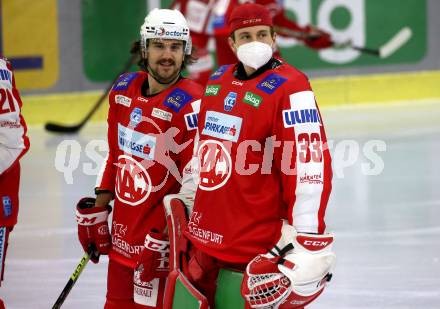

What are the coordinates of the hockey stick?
(45, 53, 138, 134)
(333, 27, 413, 58)
(51, 247, 96, 309)
(276, 26, 412, 59)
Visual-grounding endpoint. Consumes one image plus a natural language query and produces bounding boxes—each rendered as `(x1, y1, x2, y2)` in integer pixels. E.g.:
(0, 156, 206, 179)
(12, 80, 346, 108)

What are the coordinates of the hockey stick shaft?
(276, 26, 411, 59)
(51, 250, 92, 309)
(45, 53, 138, 133)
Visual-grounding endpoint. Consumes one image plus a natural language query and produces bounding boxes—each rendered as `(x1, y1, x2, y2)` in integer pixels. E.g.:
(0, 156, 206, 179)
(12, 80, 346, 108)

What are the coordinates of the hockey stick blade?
(45, 122, 83, 134)
(379, 27, 412, 58)
(52, 249, 93, 309)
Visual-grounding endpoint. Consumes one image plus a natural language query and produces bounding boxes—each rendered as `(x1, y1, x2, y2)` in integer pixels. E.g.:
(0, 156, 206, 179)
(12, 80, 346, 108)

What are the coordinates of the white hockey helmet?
(140, 8, 192, 55)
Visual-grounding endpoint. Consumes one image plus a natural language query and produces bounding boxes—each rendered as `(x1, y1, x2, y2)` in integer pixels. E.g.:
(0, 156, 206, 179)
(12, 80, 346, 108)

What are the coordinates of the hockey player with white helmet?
(74, 8, 203, 308)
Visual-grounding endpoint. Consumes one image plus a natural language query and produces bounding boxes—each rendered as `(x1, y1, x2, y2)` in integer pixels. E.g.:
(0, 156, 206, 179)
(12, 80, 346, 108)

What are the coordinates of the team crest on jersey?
(198, 140, 232, 191)
(256, 73, 287, 94)
(209, 65, 230, 80)
(224, 92, 237, 112)
(185, 112, 198, 130)
(129, 107, 143, 127)
(113, 73, 138, 90)
(202, 111, 242, 142)
(163, 88, 193, 113)
(115, 155, 152, 206)
(2, 196, 12, 217)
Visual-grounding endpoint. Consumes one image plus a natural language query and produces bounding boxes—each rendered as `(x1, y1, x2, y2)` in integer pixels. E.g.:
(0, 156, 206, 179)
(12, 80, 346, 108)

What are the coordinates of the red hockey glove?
(75, 197, 112, 263)
(303, 25, 333, 49)
(241, 254, 291, 308)
(135, 230, 170, 283)
(134, 230, 169, 305)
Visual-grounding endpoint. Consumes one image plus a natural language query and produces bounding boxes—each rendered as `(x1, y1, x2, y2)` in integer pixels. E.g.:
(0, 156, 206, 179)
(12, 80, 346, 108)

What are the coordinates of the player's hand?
(75, 197, 112, 263)
(133, 230, 169, 305)
(303, 25, 333, 49)
(134, 230, 170, 282)
(241, 223, 336, 308)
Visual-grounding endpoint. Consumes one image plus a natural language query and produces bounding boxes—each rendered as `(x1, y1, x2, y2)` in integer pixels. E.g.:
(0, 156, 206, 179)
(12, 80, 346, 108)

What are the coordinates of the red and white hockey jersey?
(0, 57, 29, 176)
(186, 60, 332, 263)
(97, 72, 203, 267)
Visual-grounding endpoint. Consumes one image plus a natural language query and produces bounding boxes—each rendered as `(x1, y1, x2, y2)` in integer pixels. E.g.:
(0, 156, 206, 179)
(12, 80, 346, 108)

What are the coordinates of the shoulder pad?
(163, 88, 193, 113)
(112, 72, 138, 91)
(209, 65, 230, 81)
(256, 73, 287, 95)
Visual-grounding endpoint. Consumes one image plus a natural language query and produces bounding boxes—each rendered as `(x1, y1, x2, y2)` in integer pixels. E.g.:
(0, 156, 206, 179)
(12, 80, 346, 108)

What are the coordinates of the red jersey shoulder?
(274, 63, 311, 92)
(161, 78, 202, 114)
(112, 71, 144, 92)
(176, 78, 204, 98)
(207, 64, 233, 84)
(109, 71, 146, 107)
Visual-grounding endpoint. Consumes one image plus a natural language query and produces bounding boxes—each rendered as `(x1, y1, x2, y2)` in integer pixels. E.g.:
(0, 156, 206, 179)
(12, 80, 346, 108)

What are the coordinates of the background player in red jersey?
(165, 3, 336, 308)
(176, 0, 333, 85)
(75, 9, 203, 308)
(0, 57, 30, 308)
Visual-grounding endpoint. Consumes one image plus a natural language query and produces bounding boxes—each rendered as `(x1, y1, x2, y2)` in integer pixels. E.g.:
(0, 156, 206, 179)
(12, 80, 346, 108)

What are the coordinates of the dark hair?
(229, 26, 275, 42)
(131, 40, 197, 71)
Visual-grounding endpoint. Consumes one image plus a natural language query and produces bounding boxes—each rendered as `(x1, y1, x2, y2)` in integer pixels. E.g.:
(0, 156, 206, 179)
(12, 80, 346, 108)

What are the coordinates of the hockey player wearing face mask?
(181, 3, 336, 308)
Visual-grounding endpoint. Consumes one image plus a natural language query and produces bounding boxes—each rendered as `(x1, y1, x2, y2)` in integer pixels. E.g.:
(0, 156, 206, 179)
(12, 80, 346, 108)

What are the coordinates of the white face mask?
(236, 41, 273, 70)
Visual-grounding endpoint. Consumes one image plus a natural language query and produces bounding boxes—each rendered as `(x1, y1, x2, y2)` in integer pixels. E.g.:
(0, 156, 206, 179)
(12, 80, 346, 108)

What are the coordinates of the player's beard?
(147, 58, 181, 85)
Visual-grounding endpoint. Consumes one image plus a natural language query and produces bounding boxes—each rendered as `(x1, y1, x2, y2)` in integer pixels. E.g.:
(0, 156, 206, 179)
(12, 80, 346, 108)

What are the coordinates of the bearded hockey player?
(165, 3, 335, 308)
(0, 57, 30, 308)
(74, 9, 203, 308)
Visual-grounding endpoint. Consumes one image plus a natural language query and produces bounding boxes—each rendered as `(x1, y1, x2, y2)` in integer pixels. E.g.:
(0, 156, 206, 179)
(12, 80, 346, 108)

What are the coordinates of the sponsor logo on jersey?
(115, 155, 152, 206)
(2, 196, 12, 218)
(129, 107, 143, 128)
(163, 88, 193, 113)
(243, 91, 262, 108)
(299, 172, 323, 185)
(188, 211, 224, 244)
(151, 108, 172, 122)
(202, 111, 242, 142)
(209, 65, 230, 80)
(118, 124, 156, 160)
(283, 108, 322, 127)
(205, 85, 221, 96)
(224, 92, 237, 112)
(256, 73, 287, 94)
(185, 112, 198, 130)
(113, 72, 137, 90)
(0, 69, 11, 84)
(115, 95, 132, 107)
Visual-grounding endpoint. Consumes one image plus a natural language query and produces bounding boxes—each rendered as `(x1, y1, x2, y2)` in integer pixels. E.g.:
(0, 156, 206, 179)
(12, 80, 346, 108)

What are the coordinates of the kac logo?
(224, 92, 237, 112)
